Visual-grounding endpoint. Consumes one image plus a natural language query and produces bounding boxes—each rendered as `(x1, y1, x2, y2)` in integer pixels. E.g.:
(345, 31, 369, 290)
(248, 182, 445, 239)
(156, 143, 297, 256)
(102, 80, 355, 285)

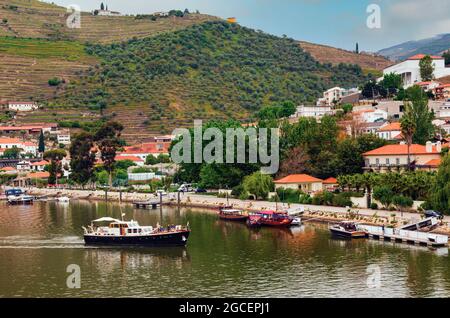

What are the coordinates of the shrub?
(370, 202, 379, 210)
(48, 77, 62, 86)
(332, 193, 353, 207)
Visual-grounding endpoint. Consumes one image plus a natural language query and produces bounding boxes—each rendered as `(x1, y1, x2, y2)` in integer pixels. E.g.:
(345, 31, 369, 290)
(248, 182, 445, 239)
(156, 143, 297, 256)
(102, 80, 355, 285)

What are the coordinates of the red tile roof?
(424, 158, 441, 167)
(31, 160, 48, 166)
(0, 166, 16, 171)
(408, 54, 444, 60)
(115, 155, 143, 162)
(363, 144, 439, 156)
(121, 142, 170, 155)
(378, 122, 401, 132)
(274, 174, 323, 184)
(26, 171, 50, 179)
(323, 177, 338, 184)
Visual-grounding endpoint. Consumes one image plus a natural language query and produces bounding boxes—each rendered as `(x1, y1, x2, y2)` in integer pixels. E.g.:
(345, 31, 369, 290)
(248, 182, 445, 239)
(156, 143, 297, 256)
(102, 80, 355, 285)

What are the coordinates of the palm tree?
(401, 103, 416, 171)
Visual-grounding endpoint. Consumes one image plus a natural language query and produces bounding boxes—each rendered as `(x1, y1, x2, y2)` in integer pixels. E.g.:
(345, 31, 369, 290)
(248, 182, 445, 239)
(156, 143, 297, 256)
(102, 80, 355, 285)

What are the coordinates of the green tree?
(429, 154, 450, 214)
(392, 195, 413, 212)
(100, 2, 104, 10)
(380, 73, 402, 97)
(2, 146, 21, 159)
(242, 171, 274, 200)
(373, 185, 394, 209)
(43, 149, 67, 185)
(69, 132, 96, 187)
(38, 130, 45, 154)
(401, 103, 416, 170)
(94, 121, 124, 187)
(402, 85, 434, 145)
(419, 55, 435, 81)
(443, 50, 450, 66)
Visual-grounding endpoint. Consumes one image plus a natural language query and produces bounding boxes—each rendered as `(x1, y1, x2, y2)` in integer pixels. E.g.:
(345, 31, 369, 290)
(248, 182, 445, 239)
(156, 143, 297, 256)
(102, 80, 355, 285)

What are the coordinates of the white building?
(0, 138, 38, 156)
(382, 54, 450, 88)
(57, 131, 71, 145)
(318, 87, 361, 106)
(8, 101, 38, 112)
(437, 102, 450, 119)
(291, 105, 334, 120)
(95, 10, 122, 16)
(376, 122, 402, 141)
(353, 108, 388, 123)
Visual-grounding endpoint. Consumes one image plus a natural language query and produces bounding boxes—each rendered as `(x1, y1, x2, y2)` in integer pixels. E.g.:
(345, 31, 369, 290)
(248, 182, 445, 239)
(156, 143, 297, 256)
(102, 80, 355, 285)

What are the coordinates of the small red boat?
(247, 210, 293, 227)
(218, 208, 248, 222)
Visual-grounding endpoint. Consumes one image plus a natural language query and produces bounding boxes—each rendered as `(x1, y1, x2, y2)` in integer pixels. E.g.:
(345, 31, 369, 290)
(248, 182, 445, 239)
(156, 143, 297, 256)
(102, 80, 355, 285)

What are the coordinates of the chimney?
(426, 141, 432, 153)
(437, 141, 442, 153)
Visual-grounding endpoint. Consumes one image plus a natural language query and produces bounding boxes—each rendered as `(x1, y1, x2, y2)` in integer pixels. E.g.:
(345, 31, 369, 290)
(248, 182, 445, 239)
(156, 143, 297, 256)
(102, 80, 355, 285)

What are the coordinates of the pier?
(133, 201, 160, 209)
(359, 223, 448, 247)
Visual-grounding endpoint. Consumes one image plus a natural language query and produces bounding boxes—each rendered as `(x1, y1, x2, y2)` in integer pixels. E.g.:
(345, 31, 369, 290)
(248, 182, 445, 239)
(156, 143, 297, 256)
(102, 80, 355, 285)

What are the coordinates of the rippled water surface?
(0, 200, 450, 297)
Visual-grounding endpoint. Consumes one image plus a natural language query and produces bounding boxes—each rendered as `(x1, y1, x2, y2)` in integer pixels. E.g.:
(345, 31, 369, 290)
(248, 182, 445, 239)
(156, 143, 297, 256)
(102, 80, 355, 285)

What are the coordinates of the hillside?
(378, 34, 450, 61)
(0, 0, 217, 42)
(299, 41, 391, 75)
(42, 21, 368, 140)
(0, 0, 217, 100)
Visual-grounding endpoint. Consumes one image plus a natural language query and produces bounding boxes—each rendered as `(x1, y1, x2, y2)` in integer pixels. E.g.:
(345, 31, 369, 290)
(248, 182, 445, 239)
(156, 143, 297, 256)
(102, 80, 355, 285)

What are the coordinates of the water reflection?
(0, 201, 450, 297)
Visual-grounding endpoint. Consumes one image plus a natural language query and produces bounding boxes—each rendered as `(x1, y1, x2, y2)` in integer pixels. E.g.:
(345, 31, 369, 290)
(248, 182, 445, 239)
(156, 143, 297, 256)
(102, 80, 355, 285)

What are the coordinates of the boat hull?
(84, 230, 190, 247)
(330, 228, 367, 239)
(218, 214, 248, 222)
(247, 215, 293, 227)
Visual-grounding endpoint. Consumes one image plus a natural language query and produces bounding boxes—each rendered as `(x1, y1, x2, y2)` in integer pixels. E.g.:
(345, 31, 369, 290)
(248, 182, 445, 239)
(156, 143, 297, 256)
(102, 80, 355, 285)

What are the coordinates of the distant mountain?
(378, 34, 450, 61)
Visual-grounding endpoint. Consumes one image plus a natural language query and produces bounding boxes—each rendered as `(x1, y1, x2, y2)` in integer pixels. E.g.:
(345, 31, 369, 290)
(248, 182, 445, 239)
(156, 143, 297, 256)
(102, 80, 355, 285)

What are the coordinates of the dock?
(359, 223, 448, 247)
(133, 201, 160, 209)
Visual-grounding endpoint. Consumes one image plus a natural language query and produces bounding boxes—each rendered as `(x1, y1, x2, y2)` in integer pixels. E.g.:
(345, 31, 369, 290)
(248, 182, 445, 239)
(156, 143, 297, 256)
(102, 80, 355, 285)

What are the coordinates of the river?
(0, 200, 449, 297)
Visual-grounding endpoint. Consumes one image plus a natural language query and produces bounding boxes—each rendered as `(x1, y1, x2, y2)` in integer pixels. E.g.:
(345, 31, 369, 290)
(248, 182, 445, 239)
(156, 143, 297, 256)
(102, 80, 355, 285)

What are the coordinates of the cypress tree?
(38, 130, 45, 154)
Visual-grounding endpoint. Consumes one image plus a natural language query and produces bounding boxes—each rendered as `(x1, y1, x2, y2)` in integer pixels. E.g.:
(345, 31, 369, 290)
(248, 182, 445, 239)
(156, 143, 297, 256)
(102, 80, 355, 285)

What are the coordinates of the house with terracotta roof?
(30, 160, 49, 172)
(274, 174, 324, 193)
(0, 137, 37, 156)
(376, 122, 402, 140)
(383, 54, 450, 88)
(119, 142, 171, 161)
(323, 177, 338, 191)
(363, 142, 442, 172)
(7, 101, 38, 112)
(115, 155, 144, 166)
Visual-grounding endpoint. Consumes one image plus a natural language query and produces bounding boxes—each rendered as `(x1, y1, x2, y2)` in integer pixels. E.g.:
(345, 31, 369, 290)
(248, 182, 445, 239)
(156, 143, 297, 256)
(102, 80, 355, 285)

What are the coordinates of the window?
(386, 158, 390, 165)
(396, 158, 400, 165)
(376, 158, 380, 165)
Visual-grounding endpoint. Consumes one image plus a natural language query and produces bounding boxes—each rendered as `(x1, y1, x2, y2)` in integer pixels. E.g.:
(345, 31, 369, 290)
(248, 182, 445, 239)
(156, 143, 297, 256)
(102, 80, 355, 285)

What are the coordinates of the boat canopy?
(92, 217, 122, 223)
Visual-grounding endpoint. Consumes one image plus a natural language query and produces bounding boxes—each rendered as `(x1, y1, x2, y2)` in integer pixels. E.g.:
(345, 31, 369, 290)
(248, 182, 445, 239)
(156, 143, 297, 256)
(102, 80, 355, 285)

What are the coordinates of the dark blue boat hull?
(84, 231, 190, 247)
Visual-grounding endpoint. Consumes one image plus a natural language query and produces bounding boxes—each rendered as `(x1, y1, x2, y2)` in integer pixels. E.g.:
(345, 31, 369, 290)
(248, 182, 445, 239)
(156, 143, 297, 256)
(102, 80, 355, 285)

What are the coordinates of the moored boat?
(218, 207, 248, 222)
(247, 210, 293, 227)
(329, 221, 367, 238)
(83, 217, 190, 247)
(5, 189, 34, 205)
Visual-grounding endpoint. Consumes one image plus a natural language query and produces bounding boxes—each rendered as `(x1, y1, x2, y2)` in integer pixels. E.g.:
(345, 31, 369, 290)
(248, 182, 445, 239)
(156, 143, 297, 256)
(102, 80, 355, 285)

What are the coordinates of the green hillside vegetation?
(49, 21, 368, 136)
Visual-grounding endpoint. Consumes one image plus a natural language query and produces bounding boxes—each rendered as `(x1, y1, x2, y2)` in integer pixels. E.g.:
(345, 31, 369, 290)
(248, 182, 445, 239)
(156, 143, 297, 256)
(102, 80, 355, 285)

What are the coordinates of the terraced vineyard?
(0, 0, 218, 42)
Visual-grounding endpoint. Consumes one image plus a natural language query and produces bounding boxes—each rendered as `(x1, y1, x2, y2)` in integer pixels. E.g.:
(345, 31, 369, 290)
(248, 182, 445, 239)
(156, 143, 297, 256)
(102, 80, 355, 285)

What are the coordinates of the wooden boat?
(329, 221, 367, 238)
(218, 207, 248, 221)
(247, 210, 293, 227)
(83, 217, 190, 247)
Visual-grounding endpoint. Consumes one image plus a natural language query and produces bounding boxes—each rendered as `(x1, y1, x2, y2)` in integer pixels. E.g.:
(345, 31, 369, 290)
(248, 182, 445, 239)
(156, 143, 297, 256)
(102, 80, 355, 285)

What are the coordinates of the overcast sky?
(50, 0, 450, 52)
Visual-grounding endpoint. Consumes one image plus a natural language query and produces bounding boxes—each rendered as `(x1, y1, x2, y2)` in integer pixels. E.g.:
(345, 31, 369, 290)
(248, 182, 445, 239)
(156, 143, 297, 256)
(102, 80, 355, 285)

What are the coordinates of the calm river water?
(0, 200, 450, 297)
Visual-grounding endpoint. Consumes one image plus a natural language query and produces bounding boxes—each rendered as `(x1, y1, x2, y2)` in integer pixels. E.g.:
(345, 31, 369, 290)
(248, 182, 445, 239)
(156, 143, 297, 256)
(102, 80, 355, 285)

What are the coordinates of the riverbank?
(20, 187, 450, 235)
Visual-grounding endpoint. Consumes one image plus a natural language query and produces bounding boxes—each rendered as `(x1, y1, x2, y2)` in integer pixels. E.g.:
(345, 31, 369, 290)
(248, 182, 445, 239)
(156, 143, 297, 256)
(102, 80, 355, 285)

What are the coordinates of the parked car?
(178, 184, 193, 193)
(195, 188, 207, 193)
(156, 189, 167, 196)
(424, 210, 443, 220)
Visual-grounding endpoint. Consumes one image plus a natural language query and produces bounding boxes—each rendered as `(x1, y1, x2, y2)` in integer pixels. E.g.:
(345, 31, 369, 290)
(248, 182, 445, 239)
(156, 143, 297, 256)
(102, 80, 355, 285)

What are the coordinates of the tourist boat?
(218, 207, 248, 222)
(5, 189, 34, 205)
(247, 210, 293, 227)
(329, 221, 367, 238)
(83, 217, 190, 247)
